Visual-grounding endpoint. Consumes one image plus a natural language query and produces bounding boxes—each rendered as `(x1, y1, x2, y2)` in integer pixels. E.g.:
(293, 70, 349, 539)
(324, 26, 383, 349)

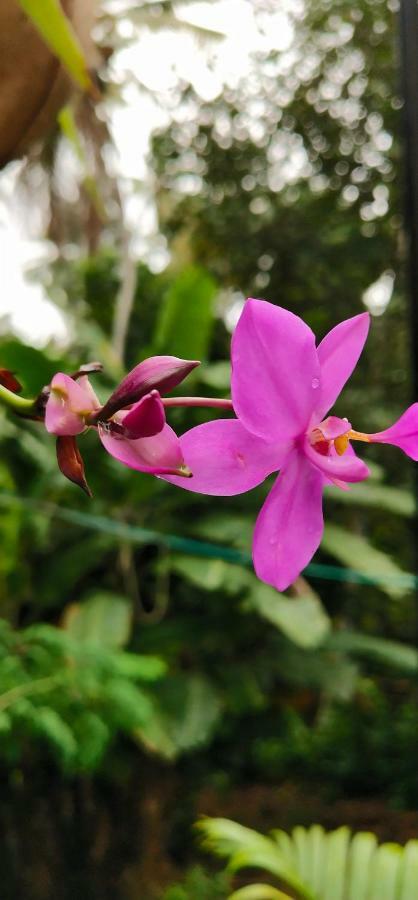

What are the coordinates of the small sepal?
(56, 435, 92, 497)
(0, 368, 22, 394)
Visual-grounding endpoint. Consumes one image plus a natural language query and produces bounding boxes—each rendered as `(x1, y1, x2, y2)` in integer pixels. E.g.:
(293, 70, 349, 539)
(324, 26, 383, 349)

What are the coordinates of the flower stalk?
(0, 382, 37, 415)
(161, 397, 233, 410)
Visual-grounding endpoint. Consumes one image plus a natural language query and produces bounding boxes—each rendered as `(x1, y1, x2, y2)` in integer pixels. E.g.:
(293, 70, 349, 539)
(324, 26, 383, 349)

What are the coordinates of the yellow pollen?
(334, 433, 350, 456)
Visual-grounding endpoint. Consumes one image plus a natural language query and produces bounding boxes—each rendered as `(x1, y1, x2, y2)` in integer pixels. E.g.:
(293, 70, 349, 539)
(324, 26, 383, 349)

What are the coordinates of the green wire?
(0, 491, 416, 589)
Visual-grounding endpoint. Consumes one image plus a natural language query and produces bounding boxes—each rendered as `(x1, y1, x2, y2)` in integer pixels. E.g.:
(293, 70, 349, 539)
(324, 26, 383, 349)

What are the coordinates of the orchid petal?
(315, 312, 370, 419)
(122, 392, 165, 439)
(303, 435, 369, 482)
(76, 374, 101, 409)
(369, 404, 418, 460)
(99, 422, 188, 476)
(95, 356, 199, 421)
(253, 451, 324, 591)
(231, 299, 320, 442)
(45, 373, 97, 436)
(163, 419, 289, 495)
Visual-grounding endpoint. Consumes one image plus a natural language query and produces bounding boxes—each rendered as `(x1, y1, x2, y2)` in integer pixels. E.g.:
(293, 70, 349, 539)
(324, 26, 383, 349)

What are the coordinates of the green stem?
(0, 383, 37, 415)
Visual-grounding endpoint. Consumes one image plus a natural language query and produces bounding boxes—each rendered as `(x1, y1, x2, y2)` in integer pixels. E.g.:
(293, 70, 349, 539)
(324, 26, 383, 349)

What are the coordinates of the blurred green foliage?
(162, 866, 231, 900)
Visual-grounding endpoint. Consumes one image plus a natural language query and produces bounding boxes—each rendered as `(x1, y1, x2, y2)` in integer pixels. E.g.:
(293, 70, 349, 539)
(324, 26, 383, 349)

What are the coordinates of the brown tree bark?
(0, 0, 97, 168)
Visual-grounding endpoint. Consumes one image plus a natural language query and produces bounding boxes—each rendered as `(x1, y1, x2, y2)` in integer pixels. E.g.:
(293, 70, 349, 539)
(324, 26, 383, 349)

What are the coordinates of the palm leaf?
(200, 819, 418, 900)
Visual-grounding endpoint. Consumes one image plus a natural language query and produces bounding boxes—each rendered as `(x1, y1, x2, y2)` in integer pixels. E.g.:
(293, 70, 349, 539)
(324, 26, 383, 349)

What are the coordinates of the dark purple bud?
(122, 391, 165, 439)
(0, 368, 22, 394)
(91, 356, 199, 423)
(56, 436, 92, 497)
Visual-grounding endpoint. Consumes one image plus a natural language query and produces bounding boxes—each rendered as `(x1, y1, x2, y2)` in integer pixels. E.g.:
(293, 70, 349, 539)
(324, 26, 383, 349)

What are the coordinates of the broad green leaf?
(199, 360, 231, 390)
(17, 0, 93, 93)
(322, 524, 411, 598)
(249, 582, 330, 648)
(326, 631, 418, 674)
(63, 592, 132, 648)
(0, 339, 67, 395)
(326, 482, 414, 518)
(195, 513, 253, 550)
(154, 266, 217, 360)
(171, 554, 249, 594)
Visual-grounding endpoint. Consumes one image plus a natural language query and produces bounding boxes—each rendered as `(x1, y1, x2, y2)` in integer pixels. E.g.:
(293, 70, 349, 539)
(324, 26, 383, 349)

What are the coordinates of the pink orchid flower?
(166, 299, 418, 591)
(44, 356, 198, 490)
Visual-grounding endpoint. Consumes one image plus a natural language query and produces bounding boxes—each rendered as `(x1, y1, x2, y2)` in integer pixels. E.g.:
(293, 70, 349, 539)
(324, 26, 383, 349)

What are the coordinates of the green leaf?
(34, 707, 77, 764)
(326, 482, 414, 518)
(171, 554, 249, 594)
(199, 361, 231, 391)
(17, 0, 93, 93)
(199, 819, 313, 900)
(346, 832, 378, 900)
(154, 266, 217, 360)
(326, 631, 418, 675)
(63, 592, 132, 648)
(138, 675, 221, 760)
(320, 827, 350, 900)
(110, 652, 166, 681)
(228, 887, 293, 900)
(0, 340, 67, 395)
(201, 820, 418, 900)
(368, 844, 403, 900)
(322, 524, 411, 598)
(195, 513, 253, 550)
(399, 841, 418, 899)
(248, 582, 330, 648)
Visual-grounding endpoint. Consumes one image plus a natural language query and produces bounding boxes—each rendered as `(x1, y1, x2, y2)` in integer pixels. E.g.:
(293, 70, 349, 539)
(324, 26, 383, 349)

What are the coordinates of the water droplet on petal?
(311, 377, 320, 389)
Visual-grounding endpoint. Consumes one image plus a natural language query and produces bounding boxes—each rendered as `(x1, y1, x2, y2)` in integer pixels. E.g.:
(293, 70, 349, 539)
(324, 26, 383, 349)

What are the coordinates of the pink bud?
(92, 356, 199, 422)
